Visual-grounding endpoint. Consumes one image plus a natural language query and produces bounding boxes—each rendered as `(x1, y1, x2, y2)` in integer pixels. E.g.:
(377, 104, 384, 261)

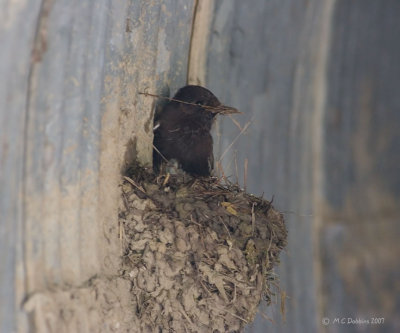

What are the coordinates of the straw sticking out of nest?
(119, 166, 287, 332)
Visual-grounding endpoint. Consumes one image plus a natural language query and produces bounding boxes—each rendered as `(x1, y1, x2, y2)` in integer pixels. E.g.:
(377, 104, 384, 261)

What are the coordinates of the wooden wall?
(1, 1, 195, 331)
(208, 1, 400, 332)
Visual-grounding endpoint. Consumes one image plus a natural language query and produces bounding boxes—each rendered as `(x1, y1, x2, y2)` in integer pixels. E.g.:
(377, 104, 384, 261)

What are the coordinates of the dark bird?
(153, 85, 239, 176)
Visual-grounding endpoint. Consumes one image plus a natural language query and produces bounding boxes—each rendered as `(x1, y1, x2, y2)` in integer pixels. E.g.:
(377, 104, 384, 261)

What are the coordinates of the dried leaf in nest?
(119, 166, 287, 332)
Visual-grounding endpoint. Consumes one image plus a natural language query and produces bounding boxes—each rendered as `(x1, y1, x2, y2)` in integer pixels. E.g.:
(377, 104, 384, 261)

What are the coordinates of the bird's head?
(172, 85, 240, 120)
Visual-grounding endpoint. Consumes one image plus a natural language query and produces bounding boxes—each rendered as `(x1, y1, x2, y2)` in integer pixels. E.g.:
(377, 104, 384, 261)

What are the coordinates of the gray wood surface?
(1, 1, 43, 330)
(321, 1, 400, 332)
(207, 1, 327, 331)
(207, 0, 400, 332)
(1, 0, 195, 331)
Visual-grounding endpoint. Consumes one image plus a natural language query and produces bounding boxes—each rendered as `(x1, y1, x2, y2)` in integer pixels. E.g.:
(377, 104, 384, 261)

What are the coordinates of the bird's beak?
(206, 104, 242, 115)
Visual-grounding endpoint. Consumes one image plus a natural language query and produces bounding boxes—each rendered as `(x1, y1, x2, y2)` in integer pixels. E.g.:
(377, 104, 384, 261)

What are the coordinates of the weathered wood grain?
(2, 0, 400, 331)
(206, 0, 400, 332)
(1, 0, 195, 330)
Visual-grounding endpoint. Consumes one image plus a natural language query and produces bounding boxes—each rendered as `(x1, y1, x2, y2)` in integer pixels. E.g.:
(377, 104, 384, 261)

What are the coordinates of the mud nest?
(119, 166, 287, 332)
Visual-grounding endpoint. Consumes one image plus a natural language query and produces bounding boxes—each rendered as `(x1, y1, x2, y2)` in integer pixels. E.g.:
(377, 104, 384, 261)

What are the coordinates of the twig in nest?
(216, 161, 228, 185)
(162, 173, 170, 186)
(259, 311, 276, 324)
(122, 192, 130, 212)
(152, 144, 169, 163)
(218, 120, 251, 162)
(139, 91, 241, 115)
(200, 281, 213, 296)
(178, 305, 194, 326)
(210, 306, 248, 324)
(119, 220, 126, 255)
(231, 282, 237, 304)
(263, 236, 274, 278)
(123, 176, 146, 193)
(227, 114, 243, 131)
(234, 150, 239, 185)
(244, 158, 248, 192)
(251, 203, 256, 235)
(269, 280, 281, 290)
(217, 216, 232, 240)
(280, 290, 287, 323)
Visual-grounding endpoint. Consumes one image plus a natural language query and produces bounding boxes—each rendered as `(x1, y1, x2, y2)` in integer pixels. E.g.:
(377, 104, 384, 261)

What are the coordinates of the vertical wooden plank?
(23, 0, 196, 289)
(1, 0, 196, 330)
(207, 0, 400, 332)
(321, 1, 400, 332)
(0, 1, 42, 331)
(24, 0, 113, 293)
(206, 1, 335, 332)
